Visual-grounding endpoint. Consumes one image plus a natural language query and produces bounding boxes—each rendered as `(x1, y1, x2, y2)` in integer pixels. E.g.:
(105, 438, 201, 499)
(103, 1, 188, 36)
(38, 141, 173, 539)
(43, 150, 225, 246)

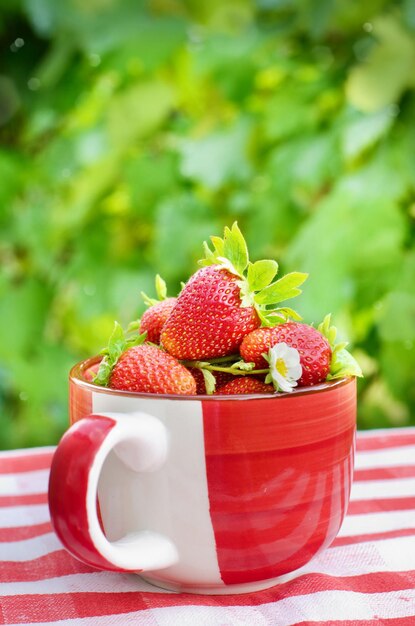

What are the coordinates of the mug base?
(140, 569, 301, 595)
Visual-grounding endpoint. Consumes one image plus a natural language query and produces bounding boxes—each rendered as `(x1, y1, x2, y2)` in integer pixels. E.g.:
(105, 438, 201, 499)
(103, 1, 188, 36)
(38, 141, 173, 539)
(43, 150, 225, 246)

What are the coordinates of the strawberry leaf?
(210, 236, 225, 257)
(126, 319, 141, 333)
(318, 314, 363, 379)
(142, 274, 168, 307)
(276, 307, 303, 321)
(141, 291, 158, 307)
(155, 274, 167, 300)
(222, 222, 249, 276)
(254, 272, 308, 305)
(198, 241, 218, 267)
(197, 223, 304, 322)
(201, 368, 216, 395)
(328, 348, 363, 379)
(247, 259, 279, 291)
(93, 322, 147, 387)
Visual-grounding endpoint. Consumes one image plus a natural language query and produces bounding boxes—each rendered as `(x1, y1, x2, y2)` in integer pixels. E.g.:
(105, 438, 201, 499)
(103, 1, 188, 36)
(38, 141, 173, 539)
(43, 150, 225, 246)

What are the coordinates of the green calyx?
(318, 314, 363, 380)
(141, 274, 168, 307)
(93, 321, 147, 387)
(199, 222, 307, 326)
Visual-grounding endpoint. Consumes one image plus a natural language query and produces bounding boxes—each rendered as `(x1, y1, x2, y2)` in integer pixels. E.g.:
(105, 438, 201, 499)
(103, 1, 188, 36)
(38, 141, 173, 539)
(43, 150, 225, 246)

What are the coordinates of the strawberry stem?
(181, 360, 269, 376)
(204, 365, 269, 376)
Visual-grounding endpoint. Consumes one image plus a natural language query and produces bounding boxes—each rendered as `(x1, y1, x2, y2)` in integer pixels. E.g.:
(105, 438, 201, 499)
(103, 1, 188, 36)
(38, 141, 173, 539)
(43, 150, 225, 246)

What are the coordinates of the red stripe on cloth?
(0, 493, 48, 507)
(356, 432, 415, 451)
(347, 497, 415, 515)
(291, 609, 415, 626)
(0, 452, 53, 474)
(0, 551, 95, 583)
(354, 466, 415, 481)
(0, 522, 52, 542)
(333, 527, 415, 547)
(1, 571, 415, 623)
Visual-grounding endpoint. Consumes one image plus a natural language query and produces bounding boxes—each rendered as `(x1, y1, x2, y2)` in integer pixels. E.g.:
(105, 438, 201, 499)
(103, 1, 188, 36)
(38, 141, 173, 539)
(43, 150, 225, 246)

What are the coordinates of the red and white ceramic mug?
(48, 357, 356, 594)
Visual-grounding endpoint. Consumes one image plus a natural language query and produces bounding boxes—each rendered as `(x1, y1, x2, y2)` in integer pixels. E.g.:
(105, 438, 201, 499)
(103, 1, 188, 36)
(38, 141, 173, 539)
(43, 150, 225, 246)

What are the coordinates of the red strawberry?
(190, 368, 234, 394)
(109, 344, 196, 395)
(240, 322, 331, 387)
(161, 266, 260, 360)
(139, 298, 177, 344)
(217, 377, 274, 395)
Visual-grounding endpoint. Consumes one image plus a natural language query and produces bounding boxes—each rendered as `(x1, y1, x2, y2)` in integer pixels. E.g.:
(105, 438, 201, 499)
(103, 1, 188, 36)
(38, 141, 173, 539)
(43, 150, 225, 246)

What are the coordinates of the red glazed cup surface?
(48, 356, 356, 594)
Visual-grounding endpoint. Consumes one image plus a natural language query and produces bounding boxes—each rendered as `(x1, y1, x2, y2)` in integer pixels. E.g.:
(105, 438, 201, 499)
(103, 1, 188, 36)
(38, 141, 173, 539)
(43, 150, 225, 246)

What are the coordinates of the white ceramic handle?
(48, 412, 179, 572)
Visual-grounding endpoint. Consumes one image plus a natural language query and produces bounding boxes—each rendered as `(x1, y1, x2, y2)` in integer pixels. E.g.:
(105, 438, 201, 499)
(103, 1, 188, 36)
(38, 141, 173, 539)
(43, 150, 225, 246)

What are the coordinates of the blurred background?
(0, 0, 414, 449)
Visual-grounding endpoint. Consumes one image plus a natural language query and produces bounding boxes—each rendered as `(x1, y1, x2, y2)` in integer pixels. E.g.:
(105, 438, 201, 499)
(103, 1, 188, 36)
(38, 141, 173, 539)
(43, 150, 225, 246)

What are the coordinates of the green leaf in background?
(180, 119, 251, 189)
(107, 81, 174, 151)
(346, 16, 415, 112)
(342, 109, 394, 161)
(1, 0, 415, 447)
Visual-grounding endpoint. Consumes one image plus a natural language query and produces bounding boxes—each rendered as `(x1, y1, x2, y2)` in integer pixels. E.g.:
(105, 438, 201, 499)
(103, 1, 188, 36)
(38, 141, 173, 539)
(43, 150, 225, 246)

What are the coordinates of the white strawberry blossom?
(268, 342, 302, 393)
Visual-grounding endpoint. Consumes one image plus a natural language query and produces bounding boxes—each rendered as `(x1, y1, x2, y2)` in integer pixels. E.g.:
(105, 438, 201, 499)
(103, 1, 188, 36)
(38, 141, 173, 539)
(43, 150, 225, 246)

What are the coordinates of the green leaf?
(255, 272, 308, 305)
(106, 321, 126, 363)
(201, 369, 216, 395)
(275, 307, 303, 322)
(108, 81, 174, 150)
(247, 259, 279, 291)
(346, 16, 415, 112)
(342, 109, 394, 161)
(328, 348, 363, 379)
(210, 236, 225, 257)
(180, 119, 251, 190)
(317, 314, 362, 380)
(155, 274, 167, 300)
(222, 222, 249, 276)
(141, 291, 158, 307)
(92, 322, 146, 387)
(126, 319, 141, 333)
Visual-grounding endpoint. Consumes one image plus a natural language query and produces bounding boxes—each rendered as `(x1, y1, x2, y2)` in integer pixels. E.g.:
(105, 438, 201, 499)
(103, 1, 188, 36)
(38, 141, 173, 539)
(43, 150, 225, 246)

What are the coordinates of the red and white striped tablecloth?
(1, 428, 415, 625)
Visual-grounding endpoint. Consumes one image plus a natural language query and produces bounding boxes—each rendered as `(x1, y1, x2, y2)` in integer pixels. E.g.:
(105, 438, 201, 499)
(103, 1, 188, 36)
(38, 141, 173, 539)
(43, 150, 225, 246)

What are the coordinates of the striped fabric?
(1, 428, 415, 625)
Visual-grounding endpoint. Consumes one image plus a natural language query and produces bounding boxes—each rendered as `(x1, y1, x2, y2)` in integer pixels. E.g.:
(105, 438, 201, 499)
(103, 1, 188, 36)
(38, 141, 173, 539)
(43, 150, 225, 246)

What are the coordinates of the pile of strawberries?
(93, 224, 361, 395)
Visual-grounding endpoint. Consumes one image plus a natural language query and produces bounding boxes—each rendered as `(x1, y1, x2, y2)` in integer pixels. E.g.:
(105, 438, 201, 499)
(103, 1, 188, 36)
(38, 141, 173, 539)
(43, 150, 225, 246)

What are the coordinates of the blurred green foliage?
(1, 0, 414, 449)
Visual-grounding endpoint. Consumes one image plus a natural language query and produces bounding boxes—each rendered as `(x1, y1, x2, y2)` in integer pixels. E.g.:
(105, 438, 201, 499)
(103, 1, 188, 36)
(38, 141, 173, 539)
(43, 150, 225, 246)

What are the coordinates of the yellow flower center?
(276, 358, 288, 378)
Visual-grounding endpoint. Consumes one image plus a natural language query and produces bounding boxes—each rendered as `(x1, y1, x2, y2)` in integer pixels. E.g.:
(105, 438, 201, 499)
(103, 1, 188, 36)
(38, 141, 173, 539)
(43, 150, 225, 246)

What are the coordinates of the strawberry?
(161, 266, 260, 360)
(240, 322, 331, 387)
(139, 298, 177, 344)
(109, 344, 196, 394)
(93, 322, 196, 394)
(217, 377, 274, 395)
(161, 223, 307, 360)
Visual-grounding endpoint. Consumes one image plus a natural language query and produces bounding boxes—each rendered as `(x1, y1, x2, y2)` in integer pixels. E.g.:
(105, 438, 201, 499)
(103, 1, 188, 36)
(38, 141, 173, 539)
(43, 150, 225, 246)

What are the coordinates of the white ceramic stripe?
(350, 476, 415, 501)
(0, 469, 49, 496)
(355, 444, 415, 470)
(91, 392, 223, 587)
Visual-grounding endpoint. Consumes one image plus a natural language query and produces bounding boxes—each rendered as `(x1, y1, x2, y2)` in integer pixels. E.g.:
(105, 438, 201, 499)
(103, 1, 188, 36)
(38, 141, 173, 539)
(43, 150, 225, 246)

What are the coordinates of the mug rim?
(70, 355, 354, 402)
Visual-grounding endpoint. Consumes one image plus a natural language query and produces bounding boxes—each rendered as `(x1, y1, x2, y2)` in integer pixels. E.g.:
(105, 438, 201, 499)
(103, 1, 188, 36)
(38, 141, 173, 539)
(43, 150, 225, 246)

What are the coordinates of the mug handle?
(48, 412, 179, 572)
